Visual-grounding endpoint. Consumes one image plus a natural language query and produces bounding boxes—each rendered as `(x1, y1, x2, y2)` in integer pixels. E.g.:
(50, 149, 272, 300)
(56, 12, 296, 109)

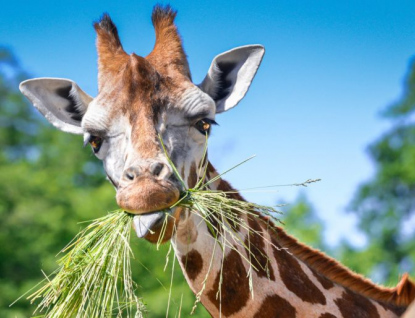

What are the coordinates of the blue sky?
(2, 1, 415, 246)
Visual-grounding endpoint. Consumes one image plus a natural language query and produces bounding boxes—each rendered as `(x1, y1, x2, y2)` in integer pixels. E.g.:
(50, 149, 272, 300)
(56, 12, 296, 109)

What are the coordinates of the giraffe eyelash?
(84, 133, 104, 153)
(195, 118, 218, 135)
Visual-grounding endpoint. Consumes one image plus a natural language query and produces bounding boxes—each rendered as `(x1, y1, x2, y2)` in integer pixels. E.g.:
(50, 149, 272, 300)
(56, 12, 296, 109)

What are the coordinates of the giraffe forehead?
(89, 52, 214, 134)
(125, 84, 216, 141)
(86, 61, 178, 129)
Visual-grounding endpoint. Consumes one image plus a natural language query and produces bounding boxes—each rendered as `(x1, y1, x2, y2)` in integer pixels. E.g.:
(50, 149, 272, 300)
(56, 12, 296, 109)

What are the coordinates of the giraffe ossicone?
(20, 5, 415, 317)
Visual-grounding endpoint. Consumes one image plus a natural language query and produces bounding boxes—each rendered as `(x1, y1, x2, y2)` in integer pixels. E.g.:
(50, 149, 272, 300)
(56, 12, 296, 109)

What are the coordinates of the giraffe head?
(19, 6, 264, 243)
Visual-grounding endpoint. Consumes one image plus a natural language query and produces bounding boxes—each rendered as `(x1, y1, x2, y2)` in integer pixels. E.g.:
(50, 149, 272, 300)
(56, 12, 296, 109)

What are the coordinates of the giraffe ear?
(199, 45, 265, 113)
(20, 78, 93, 135)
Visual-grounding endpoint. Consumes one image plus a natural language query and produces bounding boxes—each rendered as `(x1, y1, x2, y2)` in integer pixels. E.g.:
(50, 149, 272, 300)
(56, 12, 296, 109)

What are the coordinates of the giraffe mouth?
(132, 211, 166, 238)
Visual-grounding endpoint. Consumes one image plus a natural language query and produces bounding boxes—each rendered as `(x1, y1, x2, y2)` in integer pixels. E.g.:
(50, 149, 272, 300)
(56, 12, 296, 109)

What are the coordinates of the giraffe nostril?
(126, 171, 134, 180)
(150, 162, 165, 177)
(123, 167, 139, 181)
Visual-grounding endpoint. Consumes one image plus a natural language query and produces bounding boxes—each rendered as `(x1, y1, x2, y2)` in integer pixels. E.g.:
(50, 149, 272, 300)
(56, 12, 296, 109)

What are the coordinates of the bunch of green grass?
(26, 211, 146, 318)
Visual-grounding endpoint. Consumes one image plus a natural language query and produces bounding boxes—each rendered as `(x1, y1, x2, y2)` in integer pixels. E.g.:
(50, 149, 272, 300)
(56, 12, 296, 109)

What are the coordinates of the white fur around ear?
(199, 45, 265, 113)
(19, 78, 93, 135)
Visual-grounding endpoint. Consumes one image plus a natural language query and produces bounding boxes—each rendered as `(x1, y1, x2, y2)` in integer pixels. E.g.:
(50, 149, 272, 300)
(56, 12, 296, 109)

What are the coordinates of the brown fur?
(146, 5, 191, 79)
(187, 162, 198, 188)
(182, 249, 204, 281)
(245, 215, 275, 280)
(310, 266, 335, 290)
(94, 5, 190, 90)
(253, 294, 296, 318)
(207, 248, 250, 316)
(272, 236, 327, 305)
(116, 179, 179, 214)
(335, 289, 380, 318)
(319, 313, 337, 318)
(93, 14, 128, 90)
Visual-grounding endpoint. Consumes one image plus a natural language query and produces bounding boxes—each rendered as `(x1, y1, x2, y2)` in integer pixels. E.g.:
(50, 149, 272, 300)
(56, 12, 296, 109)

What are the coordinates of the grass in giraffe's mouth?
(17, 135, 319, 317)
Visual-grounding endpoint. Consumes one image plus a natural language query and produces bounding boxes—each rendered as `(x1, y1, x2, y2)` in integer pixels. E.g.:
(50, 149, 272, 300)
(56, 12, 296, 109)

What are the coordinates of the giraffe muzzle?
(116, 159, 180, 214)
(115, 177, 180, 214)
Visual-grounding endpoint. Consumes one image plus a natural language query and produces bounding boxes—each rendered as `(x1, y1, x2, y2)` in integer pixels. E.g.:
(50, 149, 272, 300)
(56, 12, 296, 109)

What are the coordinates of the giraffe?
(19, 5, 415, 318)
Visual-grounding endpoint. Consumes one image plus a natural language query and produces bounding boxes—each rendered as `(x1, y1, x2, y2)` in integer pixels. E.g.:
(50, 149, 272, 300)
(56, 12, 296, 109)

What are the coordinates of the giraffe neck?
(171, 163, 412, 318)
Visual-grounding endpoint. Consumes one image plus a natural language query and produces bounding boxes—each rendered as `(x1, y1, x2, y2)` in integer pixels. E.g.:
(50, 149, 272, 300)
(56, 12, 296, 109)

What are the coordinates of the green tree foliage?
(342, 58, 415, 285)
(282, 193, 328, 252)
(0, 48, 209, 318)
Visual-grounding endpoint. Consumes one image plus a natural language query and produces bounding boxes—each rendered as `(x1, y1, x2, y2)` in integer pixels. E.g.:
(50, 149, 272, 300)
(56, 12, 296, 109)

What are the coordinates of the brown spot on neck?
(207, 248, 250, 317)
(253, 294, 296, 318)
(319, 313, 336, 318)
(309, 267, 335, 290)
(207, 161, 216, 175)
(187, 162, 198, 188)
(272, 237, 326, 305)
(181, 249, 203, 281)
(335, 289, 380, 318)
(245, 216, 275, 280)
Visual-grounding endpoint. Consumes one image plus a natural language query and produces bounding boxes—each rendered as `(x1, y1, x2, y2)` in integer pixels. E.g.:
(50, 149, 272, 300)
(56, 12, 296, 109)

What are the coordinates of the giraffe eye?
(88, 135, 103, 153)
(195, 118, 217, 135)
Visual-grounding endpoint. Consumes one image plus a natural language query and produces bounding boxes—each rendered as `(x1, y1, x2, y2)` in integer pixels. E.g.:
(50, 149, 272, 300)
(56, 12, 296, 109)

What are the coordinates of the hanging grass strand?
(27, 211, 146, 318)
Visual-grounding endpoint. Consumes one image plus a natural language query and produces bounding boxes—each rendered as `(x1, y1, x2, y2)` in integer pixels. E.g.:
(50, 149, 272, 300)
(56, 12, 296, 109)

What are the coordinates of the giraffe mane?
(257, 213, 415, 307)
